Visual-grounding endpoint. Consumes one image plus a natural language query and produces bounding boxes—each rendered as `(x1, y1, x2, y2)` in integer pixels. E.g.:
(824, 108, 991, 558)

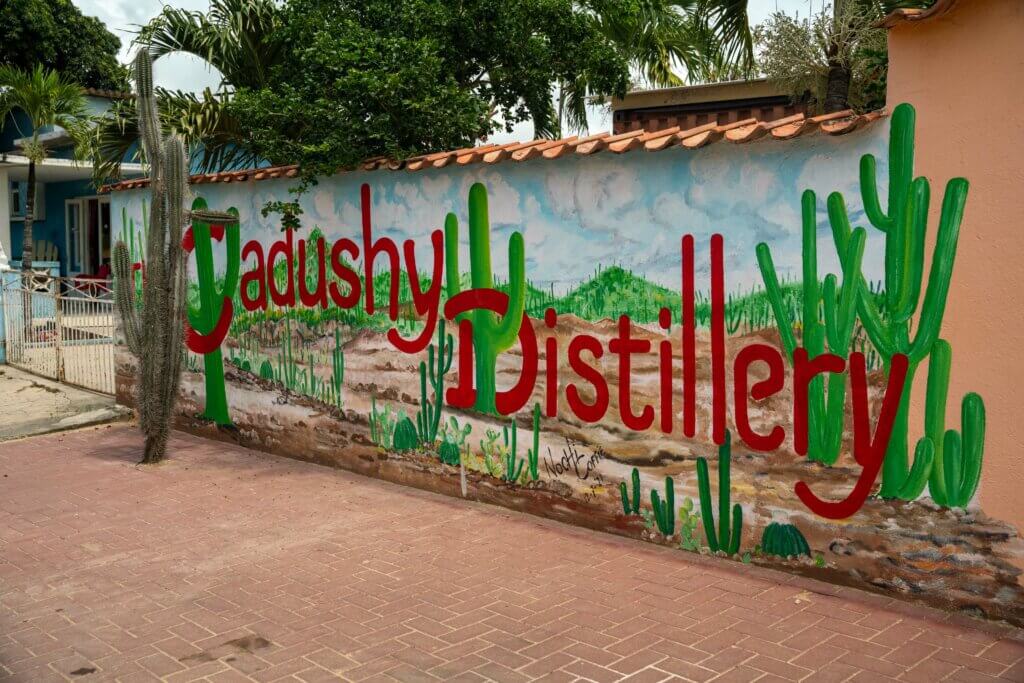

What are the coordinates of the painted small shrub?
(438, 440, 461, 466)
(393, 416, 420, 451)
(259, 359, 274, 380)
(760, 523, 811, 558)
(678, 497, 701, 551)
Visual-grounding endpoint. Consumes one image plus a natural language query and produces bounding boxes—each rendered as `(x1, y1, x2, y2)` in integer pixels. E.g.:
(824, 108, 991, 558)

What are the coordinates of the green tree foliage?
(230, 0, 632, 174)
(0, 0, 128, 90)
(91, 0, 280, 181)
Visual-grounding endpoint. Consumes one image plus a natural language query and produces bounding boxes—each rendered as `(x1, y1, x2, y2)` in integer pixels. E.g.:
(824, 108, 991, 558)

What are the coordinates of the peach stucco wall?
(887, 0, 1024, 531)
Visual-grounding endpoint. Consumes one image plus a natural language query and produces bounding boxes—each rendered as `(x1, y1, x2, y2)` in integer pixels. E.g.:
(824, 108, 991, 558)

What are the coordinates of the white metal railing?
(1, 274, 115, 395)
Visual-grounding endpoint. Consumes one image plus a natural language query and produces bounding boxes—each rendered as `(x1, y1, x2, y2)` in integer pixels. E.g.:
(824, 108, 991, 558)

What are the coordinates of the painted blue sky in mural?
(114, 121, 890, 293)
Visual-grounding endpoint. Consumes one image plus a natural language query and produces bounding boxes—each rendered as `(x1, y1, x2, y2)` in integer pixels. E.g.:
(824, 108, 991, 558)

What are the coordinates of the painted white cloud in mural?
(110, 119, 891, 292)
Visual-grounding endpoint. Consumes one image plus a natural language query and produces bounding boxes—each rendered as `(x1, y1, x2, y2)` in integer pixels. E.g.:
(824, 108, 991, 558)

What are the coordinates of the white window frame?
(64, 195, 111, 276)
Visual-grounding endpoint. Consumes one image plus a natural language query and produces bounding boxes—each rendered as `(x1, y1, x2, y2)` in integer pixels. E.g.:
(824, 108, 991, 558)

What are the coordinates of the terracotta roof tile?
(541, 132, 609, 159)
(574, 128, 641, 154)
(102, 110, 885, 193)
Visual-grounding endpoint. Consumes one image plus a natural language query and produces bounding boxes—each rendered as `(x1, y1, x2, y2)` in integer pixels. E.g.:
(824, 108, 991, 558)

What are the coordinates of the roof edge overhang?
(104, 108, 886, 194)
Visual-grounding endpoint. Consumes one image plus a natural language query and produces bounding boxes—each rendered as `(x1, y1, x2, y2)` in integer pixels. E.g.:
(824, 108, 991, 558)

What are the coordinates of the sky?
(75, 0, 821, 142)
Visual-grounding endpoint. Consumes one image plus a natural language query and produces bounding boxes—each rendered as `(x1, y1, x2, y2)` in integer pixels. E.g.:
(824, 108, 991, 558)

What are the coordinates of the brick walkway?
(1, 425, 1022, 683)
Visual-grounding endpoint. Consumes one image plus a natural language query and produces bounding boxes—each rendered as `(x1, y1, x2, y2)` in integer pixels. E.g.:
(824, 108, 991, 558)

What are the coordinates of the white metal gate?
(1, 274, 115, 395)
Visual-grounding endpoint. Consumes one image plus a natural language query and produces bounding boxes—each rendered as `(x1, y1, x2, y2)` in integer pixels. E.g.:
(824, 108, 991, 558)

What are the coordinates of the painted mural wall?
(111, 105, 1024, 625)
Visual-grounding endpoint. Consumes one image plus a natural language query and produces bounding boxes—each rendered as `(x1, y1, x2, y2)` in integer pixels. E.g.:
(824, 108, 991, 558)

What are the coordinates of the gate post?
(54, 280, 64, 382)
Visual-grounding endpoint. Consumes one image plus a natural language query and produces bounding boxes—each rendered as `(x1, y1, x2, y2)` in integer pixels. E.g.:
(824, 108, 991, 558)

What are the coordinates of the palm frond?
(696, 0, 753, 73)
(133, 0, 284, 90)
(90, 87, 257, 184)
(0, 65, 90, 161)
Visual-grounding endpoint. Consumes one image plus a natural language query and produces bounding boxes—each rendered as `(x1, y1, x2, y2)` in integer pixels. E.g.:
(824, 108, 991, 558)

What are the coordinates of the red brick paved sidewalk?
(1, 425, 1022, 682)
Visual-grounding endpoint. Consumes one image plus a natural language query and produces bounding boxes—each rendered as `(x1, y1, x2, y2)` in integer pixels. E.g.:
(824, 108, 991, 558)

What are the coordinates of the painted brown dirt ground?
(117, 315, 1024, 627)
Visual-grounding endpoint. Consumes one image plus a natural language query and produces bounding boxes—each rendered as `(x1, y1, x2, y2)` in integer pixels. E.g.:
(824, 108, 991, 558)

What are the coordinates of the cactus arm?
(898, 437, 933, 500)
(527, 402, 541, 481)
(923, 340, 952, 503)
(953, 392, 985, 506)
(908, 178, 968, 363)
(860, 153, 891, 232)
(490, 232, 526, 350)
(717, 432, 732, 551)
(889, 179, 928, 323)
(942, 432, 962, 508)
(619, 483, 632, 515)
(728, 504, 742, 555)
(630, 466, 640, 514)
(827, 192, 895, 357)
(217, 207, 241, 301)
(112, 240, 142, 355)
(819, 373, 848, 465)
(755, 243, 797, 359)
(798, 192, 823, 358)
(823, 227, 866, 351)
(861, 103, 916, 233)
(827, 191, 892, 358)
(696, 457, 720, 552)
(444, 212, 461, 298)
(467, 184, 494, 290)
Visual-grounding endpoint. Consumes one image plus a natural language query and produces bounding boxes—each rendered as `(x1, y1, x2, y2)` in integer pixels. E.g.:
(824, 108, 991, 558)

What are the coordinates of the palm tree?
(0, 65, 89, 272)
(755, 0, 934, 114)
(92, 0, 283, 181)
(560, 0, 753, 134)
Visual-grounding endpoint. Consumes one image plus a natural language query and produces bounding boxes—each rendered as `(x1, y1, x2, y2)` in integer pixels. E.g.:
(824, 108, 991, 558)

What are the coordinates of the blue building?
(0, 87, 144, 278)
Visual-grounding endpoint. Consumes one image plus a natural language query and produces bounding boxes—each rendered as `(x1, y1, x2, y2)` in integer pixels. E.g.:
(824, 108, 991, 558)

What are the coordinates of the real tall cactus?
(111, 51, 190, 464)
(416, 319, 453, 445)
(696, 431, 743, 555)
(757, 190, 866, 465)
(444, 183, 525, 414)
(829, 103, 976, 500)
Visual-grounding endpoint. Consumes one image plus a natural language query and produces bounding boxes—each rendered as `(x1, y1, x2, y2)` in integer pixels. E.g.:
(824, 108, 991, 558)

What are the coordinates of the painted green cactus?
(444, 183, 526, 415)
(696, 431, 743, 555)
(259, 359, 274, 381)
(525, 402, 541, 481)
(756, 190, 866, 465)
(393, 416, 419, 451)
(369, 397, 397, 449)
(677, 498, 701, 551)
(619, 467, 641, 516)
(119, 203, 147, 300)
(330, 328, 345, 408)
(186, 196, 240, 426)
(416, 319, 453, 445)
(917, 339, 986, 507)
(438, 440, 461, 466)
(828, 102, 976, 500)
(760, 523, 811, 558)
(650, 476, 675, 537)
(502, 419, 525, 483)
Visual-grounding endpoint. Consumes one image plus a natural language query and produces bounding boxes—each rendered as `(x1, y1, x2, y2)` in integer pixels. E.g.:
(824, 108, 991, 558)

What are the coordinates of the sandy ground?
(0, 365, 128, 441)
